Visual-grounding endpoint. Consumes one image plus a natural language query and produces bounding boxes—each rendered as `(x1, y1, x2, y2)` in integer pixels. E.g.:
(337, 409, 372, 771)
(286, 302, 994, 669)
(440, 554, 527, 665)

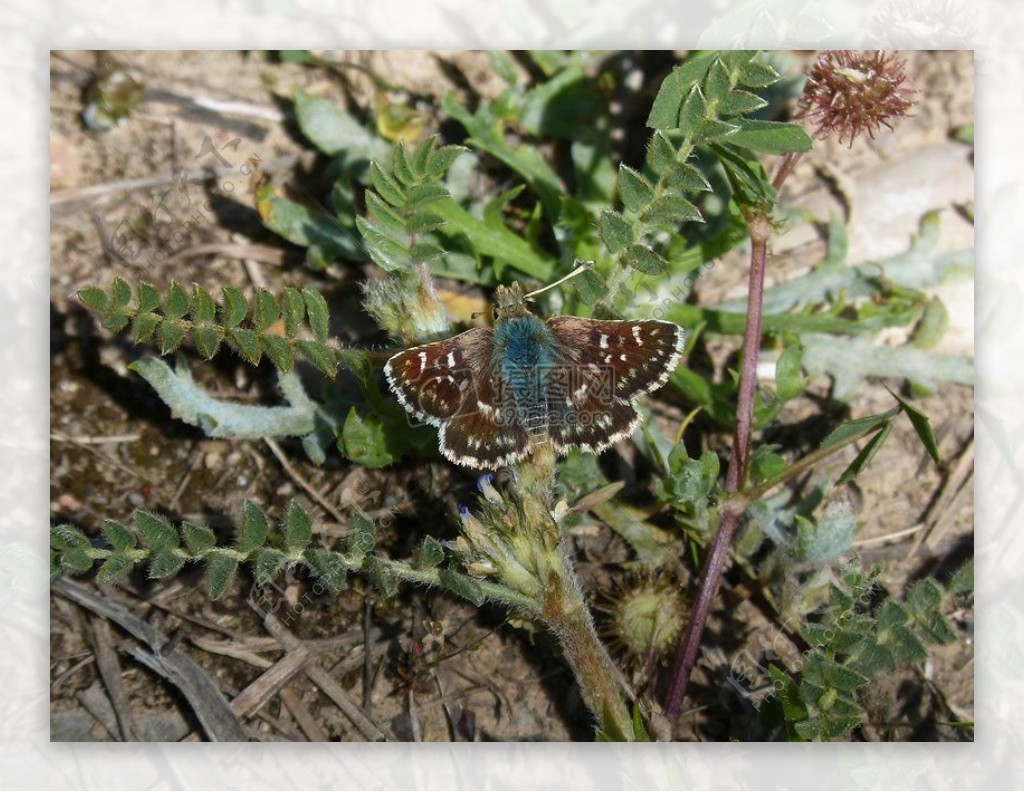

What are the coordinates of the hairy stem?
(664, 210, 772, 721)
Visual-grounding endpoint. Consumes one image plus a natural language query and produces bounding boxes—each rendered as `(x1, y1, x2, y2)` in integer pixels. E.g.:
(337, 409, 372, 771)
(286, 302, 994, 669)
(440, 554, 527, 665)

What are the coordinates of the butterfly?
(384, 282, 684, 469)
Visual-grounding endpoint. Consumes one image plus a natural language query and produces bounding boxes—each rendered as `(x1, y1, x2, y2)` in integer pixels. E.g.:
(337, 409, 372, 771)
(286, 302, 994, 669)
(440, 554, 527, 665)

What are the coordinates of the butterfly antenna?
(524, 260, 595, 301)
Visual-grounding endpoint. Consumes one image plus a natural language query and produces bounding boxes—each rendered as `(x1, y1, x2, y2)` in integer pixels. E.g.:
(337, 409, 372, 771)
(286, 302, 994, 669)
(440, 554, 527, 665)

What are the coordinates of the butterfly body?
(384, 284, 684, 469)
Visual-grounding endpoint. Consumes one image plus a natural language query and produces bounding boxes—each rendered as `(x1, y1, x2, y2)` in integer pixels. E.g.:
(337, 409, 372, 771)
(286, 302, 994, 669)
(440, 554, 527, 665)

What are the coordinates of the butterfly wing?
(545, 316, 684, 454)
(546, 316, 685, 400)
(384, 328, 530, 469)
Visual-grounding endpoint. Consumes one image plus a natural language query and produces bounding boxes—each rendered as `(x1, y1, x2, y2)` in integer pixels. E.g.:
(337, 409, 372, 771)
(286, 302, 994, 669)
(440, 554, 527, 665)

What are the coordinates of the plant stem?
(664, 210, 772, 721)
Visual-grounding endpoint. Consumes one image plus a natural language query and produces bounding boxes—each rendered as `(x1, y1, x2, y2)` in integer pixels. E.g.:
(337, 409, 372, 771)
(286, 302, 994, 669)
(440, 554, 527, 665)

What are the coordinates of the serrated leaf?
(296, 340, 338, 378)
(643, 194, 702, 225)
(304, 548, 347, 593)
(730, 119, 813, 154)
(364, 556, 399, 598)
(135, 512, 178, 551)
(364, 191, 408, 235)
(136, 282, 160, 313)
(664, 161, 712, 193)
(282, 500, 313, 554)
(392, 143, 414, 185)
(158, 319, 186, 354)
(647, 131, 677, 173)
(165, 281, 191, 320)
(718, 89, 768, 116)
(150, 547, 187, 579)
(238, 500, 269, 554)
(78, 287, 108, 312)
(112, 277, 132, 307)
(182, 521, 216, 554)
(738, 59, 779, 88)
(410, 241, 444, 263)
(255, 548, 287, 585)
(439, 569, 486, 606)
(623, 244, 667, 275)
(369, 161, 405, 207)
(618, 165, 654, 213)
(228, 328, 262, 365)
(573, 268, 608, 305)
(349, 511, 378, 557)
(407, 211, 445, 235)
(262, 334, 295, 371)
(425, 145, 467, 179)
(221, 286, 248, 328)
(281, 288, 305, 338)
(416, 535, 444, 569)
(339, 407, 396, 468)
(102, 519, 136, 552)
(204, 549, 238, 599)
(598, 210, 632, 254)
(253, 289, 279, 333)
(193, 327, 222, 359)
(406, 183, 450, 207)
(191, 284, 216, 323)
(99, 554, 135, 583)
(132, 312, 160, 344)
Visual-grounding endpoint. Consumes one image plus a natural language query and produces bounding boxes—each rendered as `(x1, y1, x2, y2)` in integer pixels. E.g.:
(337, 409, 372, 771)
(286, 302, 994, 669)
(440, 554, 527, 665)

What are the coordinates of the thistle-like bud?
(797, 51, 916, 146)
(362, 267, 449, 342)
(604, 576, 688, 662)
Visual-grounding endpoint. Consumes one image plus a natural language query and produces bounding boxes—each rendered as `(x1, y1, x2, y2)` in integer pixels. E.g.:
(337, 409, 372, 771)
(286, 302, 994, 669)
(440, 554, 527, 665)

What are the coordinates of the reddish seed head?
(797, 50, 916, 146)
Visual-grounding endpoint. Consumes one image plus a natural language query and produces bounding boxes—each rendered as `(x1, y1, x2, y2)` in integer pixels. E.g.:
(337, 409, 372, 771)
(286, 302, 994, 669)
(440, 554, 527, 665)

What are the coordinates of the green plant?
(56, 50, 972, 741)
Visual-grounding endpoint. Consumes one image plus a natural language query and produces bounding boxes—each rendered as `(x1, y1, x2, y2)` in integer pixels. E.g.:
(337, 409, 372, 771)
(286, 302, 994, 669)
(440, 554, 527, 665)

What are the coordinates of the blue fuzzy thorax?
(492, 315, 557, 431)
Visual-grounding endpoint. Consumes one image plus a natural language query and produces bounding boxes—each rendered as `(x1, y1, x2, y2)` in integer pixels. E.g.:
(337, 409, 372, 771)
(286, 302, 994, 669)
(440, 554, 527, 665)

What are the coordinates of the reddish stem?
(664, 213, 771, 721)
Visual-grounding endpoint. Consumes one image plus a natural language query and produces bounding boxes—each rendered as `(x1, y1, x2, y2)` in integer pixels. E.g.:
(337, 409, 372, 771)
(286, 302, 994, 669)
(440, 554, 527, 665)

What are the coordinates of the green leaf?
(647, 51, 718, 129)
(101, 309, 130, 333)
(664, 161, 712, 193)
(301, 288, 329, 343)
(416, 535, 444, 569)
(158, 319, 186, 355)
(255, 548, 287, 585)
(238, 500, 269, 554)
(293, 89, 391, 166)
(282, 500, 313, 554)
(165, 281, 191, 320)
(729, 119, 813, 154)
(112, 277, 132, 307)
(221, 287, 248, 328)
(228, 328, 262, 366)
(598, 210, 632, 254)
(369, 161, 405, 207)
(192, 284, 216, 323)
(339, 407, 396, 468)
(135, 511, 178, 552)
(890, 390, 940, 464)
(406, 183, 450, 206)
(279, 50, 312, 63)
(950, 560, 973, 595)
(132, 311, 159, 342)
(99, 554, 135, 583)
(253, 289, 279, 332)
(281, 288, 305, 338)
(819, 408, 899, 450)
(257, 185, 363, 263)
(623, 244, 667, 275)
(718, 89, 768, 116)
(102, 519, 136, 552)
(439, 569, 486, 607)
(204, 549, 239, 599)
(643, 195, 702, 225)
(837, 423, 892, 486)
(262, 334, 295, 371)
(392, 143, 414, 185)
(349, 511, 378, 558)
(750, 445, 786, 484)
(738, 58, 779, 88)
(296, 340, 338, 378)
(618, 166, 654, 213)
(78, 287, 108, 312)
(574, 268, 609, 305)
(364, 556, 399, 598)
(193, 327, 222, 359)
(150, 547, 187, 579)
(138, 282, 161, 313)
(906, 579, 943, 613)
(304, 548, 347, 593)
(647, 131, 677, 173)
(487, 49, 519, 85)
(775, 342, 805, 400)
(182, 521, 216, 555)
(356, 215, 411, 272)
